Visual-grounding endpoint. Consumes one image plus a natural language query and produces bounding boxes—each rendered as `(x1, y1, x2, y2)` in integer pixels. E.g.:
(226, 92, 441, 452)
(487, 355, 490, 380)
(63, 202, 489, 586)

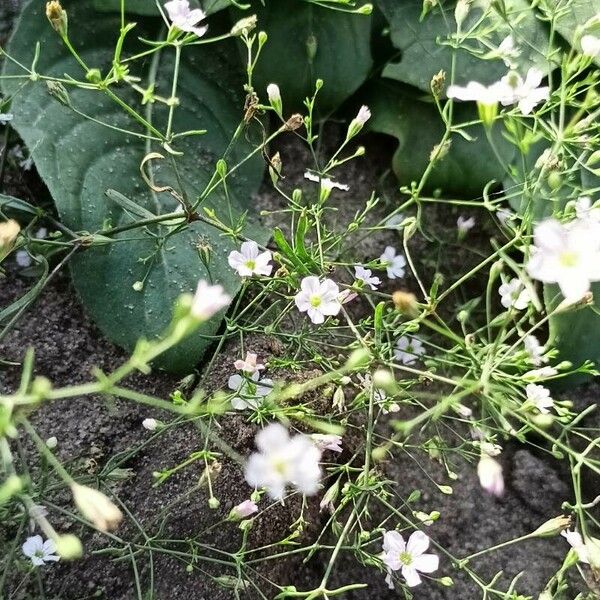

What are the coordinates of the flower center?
(310, 295, 322, 308)
(399, 551, 413, 566)
(244, 259, 256, 270)
(559, 251, 578, 268)
(271, 457, 288, 476)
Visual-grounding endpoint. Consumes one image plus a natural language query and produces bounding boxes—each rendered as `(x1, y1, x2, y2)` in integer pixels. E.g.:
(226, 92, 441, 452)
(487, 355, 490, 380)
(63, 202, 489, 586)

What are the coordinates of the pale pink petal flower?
(164, 0, 207, 37)
(191, 280, 231, 320)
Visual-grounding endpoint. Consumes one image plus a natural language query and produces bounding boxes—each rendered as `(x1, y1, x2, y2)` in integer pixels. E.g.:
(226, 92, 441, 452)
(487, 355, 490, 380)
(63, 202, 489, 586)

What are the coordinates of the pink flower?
(230, 499, 259, 520)
(234, 352, 265, 374)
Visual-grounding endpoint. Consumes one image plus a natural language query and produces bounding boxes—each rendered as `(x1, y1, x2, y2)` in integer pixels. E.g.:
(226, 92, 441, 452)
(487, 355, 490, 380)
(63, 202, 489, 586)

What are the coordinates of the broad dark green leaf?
(233, 0, 373, 113)
(378, 0, 548, 92)
(364, 80, 514, 197)
(3, 0, 266, 373)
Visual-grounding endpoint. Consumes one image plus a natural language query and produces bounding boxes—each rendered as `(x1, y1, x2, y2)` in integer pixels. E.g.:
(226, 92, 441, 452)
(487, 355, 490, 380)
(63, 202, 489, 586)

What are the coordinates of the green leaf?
(378, 0, 548, 92)
(364, 80, 514, 197)
(3, 0, 266, 373)
(234, 0, 372, 112)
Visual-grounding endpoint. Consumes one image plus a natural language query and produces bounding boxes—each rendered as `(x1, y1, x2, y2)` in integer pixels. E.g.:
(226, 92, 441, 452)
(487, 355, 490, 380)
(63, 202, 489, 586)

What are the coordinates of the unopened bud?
(267, 83, 282, 117)
(71, 483, 123, 532)
(430, 70, 446, 97)
(392, 290, 418, 315)
(55, 534, 83, 560)
(0, 219, 20, 258)
(46, 1, 68, 37)
(283, 114, 304, 131)
(532, 515, 571, 537)
(230, 14, 257, 36)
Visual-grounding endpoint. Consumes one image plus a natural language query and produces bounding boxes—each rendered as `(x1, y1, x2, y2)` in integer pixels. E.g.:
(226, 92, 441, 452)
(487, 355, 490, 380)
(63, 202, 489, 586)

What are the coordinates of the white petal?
(402, 565, 422, 587)
(383, 530, 406, 554)
(406, 530, 430, 556)
(412, 553, 439, 574)
(255, 423, 289, 452)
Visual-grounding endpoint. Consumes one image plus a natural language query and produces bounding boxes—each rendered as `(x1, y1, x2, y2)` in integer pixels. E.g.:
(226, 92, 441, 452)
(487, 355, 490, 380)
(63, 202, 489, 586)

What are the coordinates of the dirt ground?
(1, 2, 599, 598)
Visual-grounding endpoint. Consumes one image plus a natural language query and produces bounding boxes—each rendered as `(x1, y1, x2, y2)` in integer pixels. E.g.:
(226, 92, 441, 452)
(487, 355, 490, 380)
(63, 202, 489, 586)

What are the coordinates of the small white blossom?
(0, 113, 13, 125)
(561, 530, 590, 563)
(354, 105, 371, 126)
(228, 371, 273, 410)
(22, 535, 60, 566)
(457, 215, 475, 234)
(244, 423, 321, 500)
(575, 196, 600, 225)
(523, 366, 558, 380)
(228, 241, 273, 277)
(142, 418, 158, 431)
(294, 276, 341, 324)
(524, 335, 547, 366)
(191, 280, 231, 320)
(311, 434, 342, 453)
(447, 80, 509, 106)
(477, 454, 504, 497)
(394, 336, 425, 365)
(304, 171, 349, 192)
(234, 352, 265, 374)
(498, 278, 531, 310)
(525, 383, 554, 414)
(526, 218, 600, 303)
(164, 0, 207, 37)
(267, 83, 281, 105)
(354, 265, 381, 290)
(381, 530, 439, 588)
(581, 35, 600, 58)
(497, 35, 521, 67)
(379, 246, 406, 279)
(230, 499, 258, 519)
(500, 68, 549, 115)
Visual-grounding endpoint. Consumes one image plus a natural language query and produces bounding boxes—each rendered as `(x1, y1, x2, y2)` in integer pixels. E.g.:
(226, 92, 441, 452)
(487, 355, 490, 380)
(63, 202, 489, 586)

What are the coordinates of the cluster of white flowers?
(244, 424, 322, 500)
(448, 67, 550, 115)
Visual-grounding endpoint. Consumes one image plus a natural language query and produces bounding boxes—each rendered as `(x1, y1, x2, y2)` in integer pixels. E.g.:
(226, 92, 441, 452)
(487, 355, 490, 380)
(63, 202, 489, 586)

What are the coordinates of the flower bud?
(454, 0, 471, 29)
(55, 534, 83, 560)
(46, 1, 68, 37)
(0, 219, 20, 258)
(430, 70, 446, 98)
(532, 515, 571, 537)
(208, 497, 220, 509)
(372, 369, 397, 394)
(477, 455, 504, 497)
(191, 280, 231, 320)
(267, 84, 282, 117)
(228, 499, 258, 520)
(71, 483, 123, 532)
(346, 105, 371, 140)
(392, 290, 418, 316)
(142, 418, 159, 431)
(230, 15, 257, 36)
(46, 436, 58, 449)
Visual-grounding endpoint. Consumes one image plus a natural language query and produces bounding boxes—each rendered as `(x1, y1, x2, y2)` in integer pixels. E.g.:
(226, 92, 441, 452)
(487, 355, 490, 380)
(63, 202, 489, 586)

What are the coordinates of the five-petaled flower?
(525, 383, 554, 414)
(244, 423, 321, 500)
(228, 241, 273, 277)
(381, 530, 439, 588)
(499, 278, 531, 310)
(379, 246, 406, 279)
(294, 276, 342, 324)
(526, 218, 600, 303)
(500, 68, 550, 115)
(394, 336, 425, 365)
(524, 335, 547, 366)
(22, 535, 60, 566)
(164, 0, 207, 37)
(354, 265, 381, 290)
(228, 371, 273, 410)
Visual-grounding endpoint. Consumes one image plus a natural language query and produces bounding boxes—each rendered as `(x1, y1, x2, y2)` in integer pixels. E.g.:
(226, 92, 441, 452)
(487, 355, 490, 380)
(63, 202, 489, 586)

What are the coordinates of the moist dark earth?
(1, 4, 599, 600)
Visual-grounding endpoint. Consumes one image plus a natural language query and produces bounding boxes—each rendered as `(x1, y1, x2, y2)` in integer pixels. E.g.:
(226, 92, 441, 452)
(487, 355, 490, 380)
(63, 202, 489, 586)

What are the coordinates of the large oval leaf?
(378, 0, 549, 92)
(3, 0, 266, 373)
(234, 0, 373, 113)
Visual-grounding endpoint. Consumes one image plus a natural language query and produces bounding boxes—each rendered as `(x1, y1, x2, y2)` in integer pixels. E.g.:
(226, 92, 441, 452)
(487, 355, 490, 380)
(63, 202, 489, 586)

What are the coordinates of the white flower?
(244, 423, 321, 499)
(581, 35, 600, 58)
(354, 105, 371, 126)
(0, 113, 13, 125)
(304, 171, 349, 192)
(447, 80, 509, 105)
(524, 335, 547, 366)
(164, 0, 207, 37)
(497, 35, 520, 67)
(525, 383, 554, 414)
(561, 530, 590, 563)
(142, 418, 158, 431)
(234, 352, 265, 374)
(477, 454, 504, 497)
(311, 434, 342, 453)
(294, 276, 341, 324)
(228, 241, 273, 277)
(228, 371, 273, 410)
(22, 535, 60, 566)
(498, 278, 531, 310)
(500, 68, 549, 115)
(523, 366, 558, 380)
(575, 196, 600, 225)
(379, 246, 406, 279)
(230, 499, 259, 519)
(71, 483, 123, 532)
(394, 336, 425, 365)
(526, 218, 600, 302)
(381, 530, 439, 588)
(457, 215, 475, 234)
(191, 280, 231, 320)
(354, 265, 381, 290)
